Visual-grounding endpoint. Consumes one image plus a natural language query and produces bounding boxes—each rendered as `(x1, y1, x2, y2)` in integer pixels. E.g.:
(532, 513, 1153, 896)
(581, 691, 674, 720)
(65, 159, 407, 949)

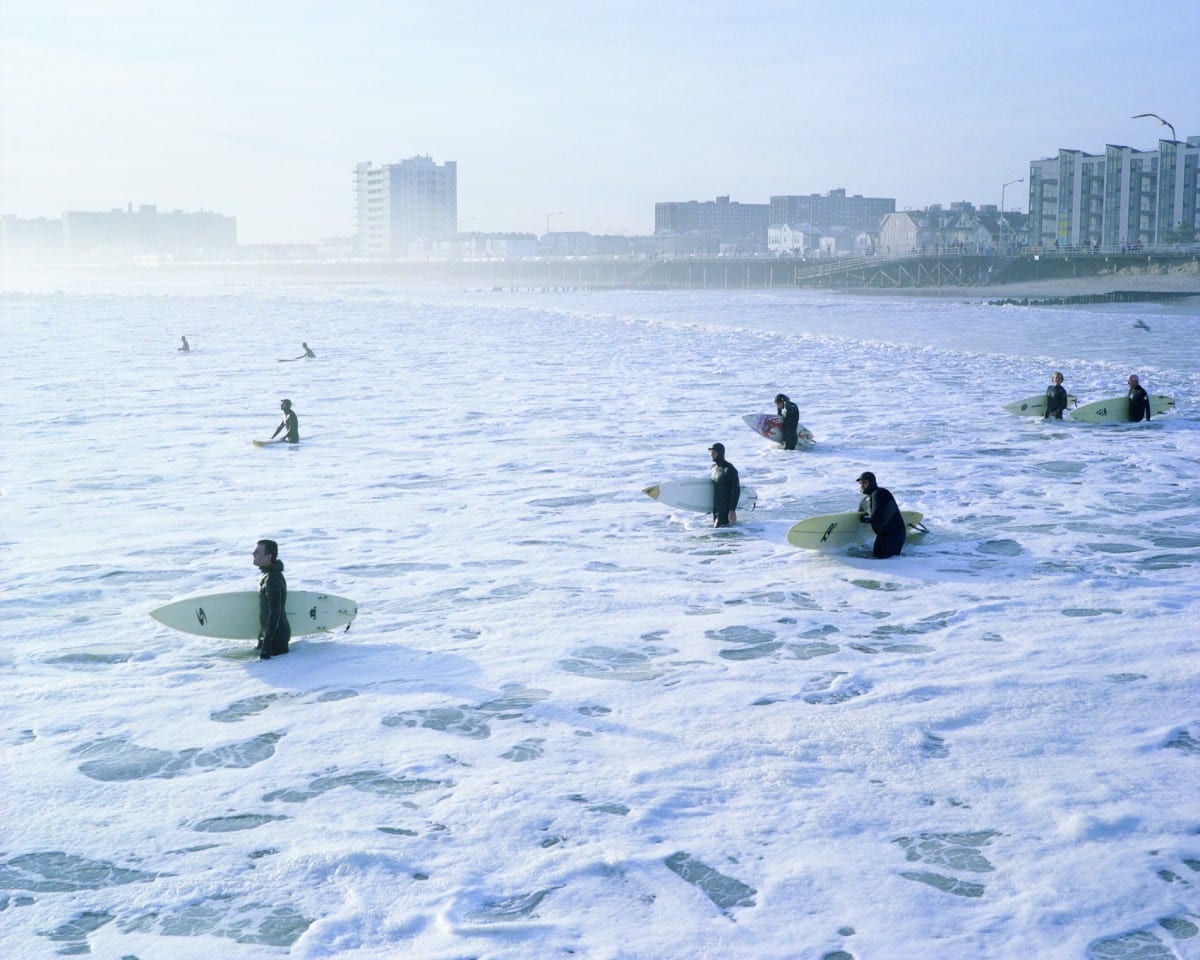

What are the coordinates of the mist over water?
(2, 280, 1198, 959)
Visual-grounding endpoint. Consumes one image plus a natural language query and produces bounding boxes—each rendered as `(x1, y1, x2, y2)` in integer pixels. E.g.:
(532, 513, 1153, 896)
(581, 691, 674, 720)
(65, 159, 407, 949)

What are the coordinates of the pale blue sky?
(2, 0, 1196, 242)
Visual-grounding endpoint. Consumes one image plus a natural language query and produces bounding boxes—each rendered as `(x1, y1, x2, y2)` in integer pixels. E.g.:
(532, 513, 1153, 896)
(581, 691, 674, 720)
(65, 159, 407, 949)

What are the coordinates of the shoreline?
(842, 261, 1200, 301)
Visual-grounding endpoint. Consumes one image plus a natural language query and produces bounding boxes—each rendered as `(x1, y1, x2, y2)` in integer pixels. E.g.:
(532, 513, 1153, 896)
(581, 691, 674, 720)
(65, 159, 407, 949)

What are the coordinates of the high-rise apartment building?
(769, 189, 895, 232)
(1028, 136, 1199, 248)
(653, 195, 770, 247)
(355, 156, 458, 257)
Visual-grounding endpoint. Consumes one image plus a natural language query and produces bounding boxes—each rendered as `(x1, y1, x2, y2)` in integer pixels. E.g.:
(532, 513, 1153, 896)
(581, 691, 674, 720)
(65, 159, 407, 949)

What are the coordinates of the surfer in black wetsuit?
(252, 539, 290, 659)
(857, 471, 906, 558)
(301, 342, 316, 358)
(1043, 372, 1068, 420)
(774, 393, 801, 449)
(271, 399, 300, 443)
(179, 335, 190, 352)
(1126, 374, 1151, 422)
(709, 443, 741, 527)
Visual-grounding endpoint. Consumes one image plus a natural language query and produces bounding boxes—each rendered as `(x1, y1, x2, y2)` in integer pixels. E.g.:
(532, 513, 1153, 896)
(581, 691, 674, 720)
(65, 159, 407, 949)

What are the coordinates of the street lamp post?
(1000, 178, 1023, 253)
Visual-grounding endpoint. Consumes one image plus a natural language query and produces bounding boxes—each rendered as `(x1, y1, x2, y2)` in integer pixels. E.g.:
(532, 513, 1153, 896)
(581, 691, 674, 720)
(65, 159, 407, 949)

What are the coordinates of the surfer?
(709, 443, 740, 527)
(252, 539, 290, 659)
(1126, 374, 1151, 422)
(774, 393, 801, 450)
(300, 342, 316, 358)
(271, 399, 300, 443)
(179, 335, 190, 352)
(857, 471, 906, 558)
(1043, 372, 1068, 420)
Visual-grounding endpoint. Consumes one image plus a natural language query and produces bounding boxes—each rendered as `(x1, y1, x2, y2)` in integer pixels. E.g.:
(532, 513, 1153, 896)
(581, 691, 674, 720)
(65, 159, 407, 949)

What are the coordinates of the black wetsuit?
(711, 460, 741, 527)
(258, 560, 290, 658)
(778, 400, 801, 449)
(1128, 385, 1151, 422)
(861, 486, 906, 558)
(274, 409, 300, 443)
(1043, 384, 1068, 419)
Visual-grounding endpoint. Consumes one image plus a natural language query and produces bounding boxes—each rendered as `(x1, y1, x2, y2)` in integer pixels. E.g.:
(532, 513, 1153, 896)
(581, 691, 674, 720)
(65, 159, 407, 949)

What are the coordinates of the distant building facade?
(769, 189, 894, 233)
(654, 195, 770, 251)
(456, 232, 539, 259)
(355, 156, 458, 257)
(1, 216, 65, 263)
(1028, 135, 1200, 248)
(44, 204, 235, 261)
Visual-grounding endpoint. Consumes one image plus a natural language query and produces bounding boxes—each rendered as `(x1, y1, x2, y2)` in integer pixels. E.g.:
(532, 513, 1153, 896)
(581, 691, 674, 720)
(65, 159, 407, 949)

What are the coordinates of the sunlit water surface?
(2, 281, 1198, 959)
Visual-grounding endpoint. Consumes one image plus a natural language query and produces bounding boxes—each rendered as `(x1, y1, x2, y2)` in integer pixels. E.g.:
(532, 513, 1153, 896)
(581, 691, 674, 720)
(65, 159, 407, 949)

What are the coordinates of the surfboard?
(643, 479, 758, 514)
(1070, 395, 1175, 424)
(253, 438, 304, 447)
(742, 413, 815, 447)
(150, 590, 357, 639)
(1002, 394, 1079, 416)
(786, 510, 925, 550)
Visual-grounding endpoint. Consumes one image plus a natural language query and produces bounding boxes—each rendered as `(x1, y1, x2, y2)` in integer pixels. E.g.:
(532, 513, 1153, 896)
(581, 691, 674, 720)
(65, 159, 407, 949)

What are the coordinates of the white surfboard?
(1002, 394, 1078, 416)
(742, 413, 815, 448)
(150, 590, 357, 639)
(643, 479, 758, 514)
(253, 437, 309, 447)
(1070, 395, 1174, 424)
(787, 510, 925, 551)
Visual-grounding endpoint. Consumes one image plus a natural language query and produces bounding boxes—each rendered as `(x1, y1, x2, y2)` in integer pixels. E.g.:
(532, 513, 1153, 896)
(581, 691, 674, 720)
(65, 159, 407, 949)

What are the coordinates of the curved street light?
(1000, 178, 1023, 252)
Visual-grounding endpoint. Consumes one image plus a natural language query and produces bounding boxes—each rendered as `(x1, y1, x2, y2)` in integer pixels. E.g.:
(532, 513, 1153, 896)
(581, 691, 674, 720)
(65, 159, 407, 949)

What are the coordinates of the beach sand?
(860, 257, 1200, 300)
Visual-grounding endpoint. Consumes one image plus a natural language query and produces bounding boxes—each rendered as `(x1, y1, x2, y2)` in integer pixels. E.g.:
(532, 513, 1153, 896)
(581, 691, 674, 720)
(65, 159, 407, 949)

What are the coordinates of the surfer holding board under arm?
(709, 443, 740, 527)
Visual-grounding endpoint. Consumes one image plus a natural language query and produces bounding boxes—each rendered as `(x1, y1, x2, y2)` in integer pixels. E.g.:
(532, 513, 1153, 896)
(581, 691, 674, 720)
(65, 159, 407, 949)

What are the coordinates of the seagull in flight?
(1132, 113, 1176, 140)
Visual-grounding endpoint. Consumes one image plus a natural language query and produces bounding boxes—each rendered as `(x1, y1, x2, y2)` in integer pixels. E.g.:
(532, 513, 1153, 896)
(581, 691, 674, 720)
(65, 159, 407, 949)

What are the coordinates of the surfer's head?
(1051, 372, 1063, 385)
(774, 393, 789, 406)
(253, 539, 279, 567)
(280, 399, 292, 410)
(708, 442, 725, 462)
(1127, 374, 1140, 388)
(856, 471, 877, 493)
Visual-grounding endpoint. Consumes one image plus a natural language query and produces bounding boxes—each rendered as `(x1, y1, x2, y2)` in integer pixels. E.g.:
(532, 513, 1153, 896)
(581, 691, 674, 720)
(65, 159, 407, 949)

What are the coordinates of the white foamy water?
(2, 279, 1198, 959)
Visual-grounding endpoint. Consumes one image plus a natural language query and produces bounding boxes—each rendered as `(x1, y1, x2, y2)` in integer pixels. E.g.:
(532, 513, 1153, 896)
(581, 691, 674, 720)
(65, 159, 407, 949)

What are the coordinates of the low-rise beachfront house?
(879, 204, 1025, 256)
(767, 223, 814, 256)
(879, 211, 926, 256)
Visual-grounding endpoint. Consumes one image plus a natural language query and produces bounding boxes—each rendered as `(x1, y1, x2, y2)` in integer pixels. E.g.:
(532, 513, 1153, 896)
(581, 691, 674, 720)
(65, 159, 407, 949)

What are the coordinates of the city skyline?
(2, 0, 1196, 244)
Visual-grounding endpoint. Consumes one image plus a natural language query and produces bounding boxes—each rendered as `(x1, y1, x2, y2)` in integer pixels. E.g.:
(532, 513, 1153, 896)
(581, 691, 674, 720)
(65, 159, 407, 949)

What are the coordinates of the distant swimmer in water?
(271, 399, 300, 443)
(179, 336, 190, 352)
(301, 342, 316, 358)
(1133, 319, 1150, 331)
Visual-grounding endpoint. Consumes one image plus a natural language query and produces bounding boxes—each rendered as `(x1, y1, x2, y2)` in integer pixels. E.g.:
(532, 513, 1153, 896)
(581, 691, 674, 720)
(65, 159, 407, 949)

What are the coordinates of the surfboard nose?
(642, 484, 661, 500)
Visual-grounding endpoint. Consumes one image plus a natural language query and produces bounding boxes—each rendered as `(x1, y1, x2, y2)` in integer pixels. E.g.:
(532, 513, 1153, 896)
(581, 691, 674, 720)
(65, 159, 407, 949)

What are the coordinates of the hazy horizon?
(2, 0, 1196, 244)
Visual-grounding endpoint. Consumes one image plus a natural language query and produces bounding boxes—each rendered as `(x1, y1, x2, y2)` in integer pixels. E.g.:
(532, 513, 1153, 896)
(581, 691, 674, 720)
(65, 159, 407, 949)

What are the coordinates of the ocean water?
(2, 278, 1198, 959)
